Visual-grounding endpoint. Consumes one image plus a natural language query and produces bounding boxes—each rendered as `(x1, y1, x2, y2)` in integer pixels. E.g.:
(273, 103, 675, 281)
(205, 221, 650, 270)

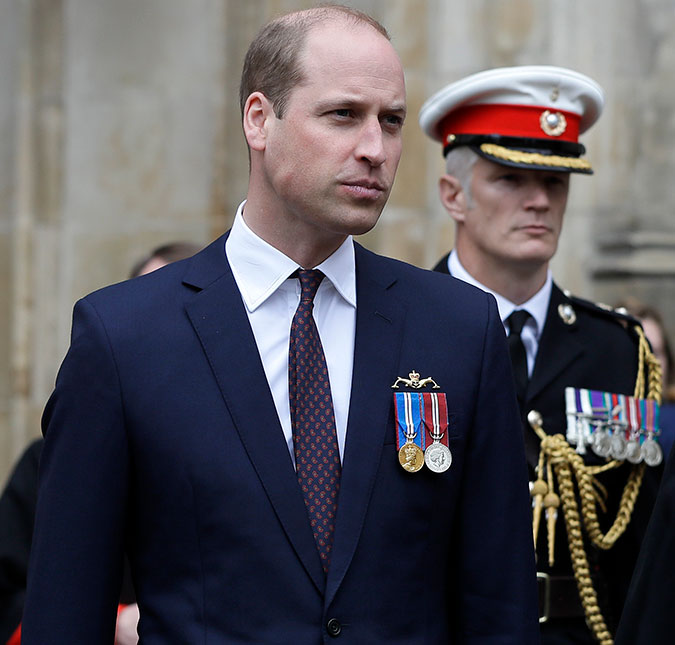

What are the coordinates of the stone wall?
(2, 0, 675, 482)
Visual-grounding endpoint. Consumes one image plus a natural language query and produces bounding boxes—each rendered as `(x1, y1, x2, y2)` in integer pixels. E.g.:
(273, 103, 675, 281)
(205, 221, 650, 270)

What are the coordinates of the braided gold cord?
(479, 143, 593, 171)
(574, 448, 644, 549)
(633, 325, 663, 405)
(633, 325, 662, 403)
(555, 454, 614, 645)
(530, 323, 661, 644)
(587, 461, 622, 476)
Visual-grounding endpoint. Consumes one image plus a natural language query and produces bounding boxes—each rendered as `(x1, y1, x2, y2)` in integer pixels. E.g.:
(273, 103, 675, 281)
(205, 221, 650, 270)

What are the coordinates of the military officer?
(419, 66, 662, 644)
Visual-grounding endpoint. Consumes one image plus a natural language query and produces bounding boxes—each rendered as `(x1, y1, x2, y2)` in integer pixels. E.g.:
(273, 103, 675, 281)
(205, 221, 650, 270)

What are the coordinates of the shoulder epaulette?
(562, 289, 641, 327)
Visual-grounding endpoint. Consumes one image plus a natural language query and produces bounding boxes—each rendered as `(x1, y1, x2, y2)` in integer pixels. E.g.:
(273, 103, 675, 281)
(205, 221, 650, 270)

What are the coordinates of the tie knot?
(507, 309, 530, 336)
(297, 269, 324, 303)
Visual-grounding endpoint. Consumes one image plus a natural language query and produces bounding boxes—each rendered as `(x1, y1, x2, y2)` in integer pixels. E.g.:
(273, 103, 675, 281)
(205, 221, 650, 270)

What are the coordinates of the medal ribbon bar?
(564, 387, 662, 465)
(394, 392, 425, 452)
(421, 392, 450, 448)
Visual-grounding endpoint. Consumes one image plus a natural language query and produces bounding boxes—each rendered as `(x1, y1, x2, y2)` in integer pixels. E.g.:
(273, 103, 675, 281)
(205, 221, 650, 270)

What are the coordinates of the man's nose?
(355, 118, 386, 167)
(524, 182, 551, 210)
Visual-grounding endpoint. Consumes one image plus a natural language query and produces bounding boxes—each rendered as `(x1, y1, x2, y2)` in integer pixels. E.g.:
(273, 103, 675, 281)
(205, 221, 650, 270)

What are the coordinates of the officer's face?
(455, 157, 570, 272)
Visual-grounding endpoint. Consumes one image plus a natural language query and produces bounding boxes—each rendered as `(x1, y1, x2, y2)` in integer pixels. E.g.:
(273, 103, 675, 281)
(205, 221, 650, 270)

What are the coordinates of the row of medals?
(398, 434, 452, 474)
(585, 424, 663, 467)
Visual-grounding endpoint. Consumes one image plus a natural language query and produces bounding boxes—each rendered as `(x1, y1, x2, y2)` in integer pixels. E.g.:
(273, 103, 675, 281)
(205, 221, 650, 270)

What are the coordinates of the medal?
(594, 390, 617, 458)
(626, 439, 642, 464)
(626, 396, 643, 464)
(593, 429, 612, 458)
(609, 433, 628, 460)
(641, 438, 663, 467)
(565, 388, 581, 447)
(394, 391, 425, 473)
(398, 441, 425, 472)
(424, 442, 451, 473)
(565, 387, 662, 466)
(422, 392, 452, 473)
(608, 393, 629, 460)
(640, 398, 663, 466)
(392, 371, 446, 473)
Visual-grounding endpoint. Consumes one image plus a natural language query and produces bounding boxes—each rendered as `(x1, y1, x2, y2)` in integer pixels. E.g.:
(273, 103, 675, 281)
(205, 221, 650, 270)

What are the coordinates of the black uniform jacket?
(434, 253, 661, 633)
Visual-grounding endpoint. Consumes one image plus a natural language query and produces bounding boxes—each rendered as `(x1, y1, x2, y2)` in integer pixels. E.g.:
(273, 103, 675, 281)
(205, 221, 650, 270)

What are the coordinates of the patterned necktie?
(289, 269, 341, 572)
(507, 309, 531, 408)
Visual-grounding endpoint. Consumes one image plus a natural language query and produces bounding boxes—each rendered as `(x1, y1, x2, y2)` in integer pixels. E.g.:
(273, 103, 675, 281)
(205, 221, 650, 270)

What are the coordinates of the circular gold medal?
(398, 442, 424, 473)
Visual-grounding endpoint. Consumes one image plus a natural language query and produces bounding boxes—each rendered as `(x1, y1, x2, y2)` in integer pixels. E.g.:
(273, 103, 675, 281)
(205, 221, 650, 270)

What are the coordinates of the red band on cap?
(439, 104, 581, 144)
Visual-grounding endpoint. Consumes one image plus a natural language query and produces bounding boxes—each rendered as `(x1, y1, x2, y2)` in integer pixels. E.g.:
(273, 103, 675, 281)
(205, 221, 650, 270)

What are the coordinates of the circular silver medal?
(640, 438, 663, 467)
(592, 430, 612, 458)
(626, 439, 643, 464)
(609, 433, 628, 461)
(424, 442, 452, 473)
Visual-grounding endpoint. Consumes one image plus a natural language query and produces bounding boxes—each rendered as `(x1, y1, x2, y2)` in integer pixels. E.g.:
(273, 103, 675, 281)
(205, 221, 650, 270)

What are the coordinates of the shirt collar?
(226, 200, 356, 312)
(448, 250, 551, 339)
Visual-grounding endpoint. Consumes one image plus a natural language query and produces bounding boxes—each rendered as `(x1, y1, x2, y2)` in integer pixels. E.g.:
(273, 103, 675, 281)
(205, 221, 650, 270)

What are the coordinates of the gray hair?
(444, 147, 480, 208)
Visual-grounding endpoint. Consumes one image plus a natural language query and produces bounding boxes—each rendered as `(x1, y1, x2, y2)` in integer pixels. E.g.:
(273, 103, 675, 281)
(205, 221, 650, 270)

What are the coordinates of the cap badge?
(540, 110, 567, 137)
(558, 303, 576, 325)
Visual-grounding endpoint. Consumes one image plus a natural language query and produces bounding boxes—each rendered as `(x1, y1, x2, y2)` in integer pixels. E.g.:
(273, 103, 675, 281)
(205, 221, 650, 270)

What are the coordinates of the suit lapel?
(182, 236, 325, 592)
(325, 246, 406, 606)
(527, 284, 584, 402)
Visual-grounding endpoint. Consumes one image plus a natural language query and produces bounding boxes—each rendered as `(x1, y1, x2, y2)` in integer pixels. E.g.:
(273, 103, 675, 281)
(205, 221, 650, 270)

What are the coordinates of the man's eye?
(382, 114, 404, 128)
(333, 109, 353, 118)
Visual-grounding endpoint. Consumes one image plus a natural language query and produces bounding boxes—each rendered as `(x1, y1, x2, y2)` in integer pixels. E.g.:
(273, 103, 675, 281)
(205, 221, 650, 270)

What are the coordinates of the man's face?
(454, 157, 570, 272)
(258, 21, 406, 249)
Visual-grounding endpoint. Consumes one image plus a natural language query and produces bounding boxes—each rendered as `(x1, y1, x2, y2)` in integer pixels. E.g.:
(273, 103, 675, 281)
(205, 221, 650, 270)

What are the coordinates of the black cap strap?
(442, 133, 586, 158)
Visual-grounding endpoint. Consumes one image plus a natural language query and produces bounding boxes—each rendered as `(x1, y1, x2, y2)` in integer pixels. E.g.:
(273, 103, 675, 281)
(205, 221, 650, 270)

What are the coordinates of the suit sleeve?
(453, 294, 540, 643)
(21, 298, 129, 644)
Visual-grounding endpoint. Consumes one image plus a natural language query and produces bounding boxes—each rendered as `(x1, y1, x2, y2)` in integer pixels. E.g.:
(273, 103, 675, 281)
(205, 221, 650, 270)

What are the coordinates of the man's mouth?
(341, 180, 387, 200)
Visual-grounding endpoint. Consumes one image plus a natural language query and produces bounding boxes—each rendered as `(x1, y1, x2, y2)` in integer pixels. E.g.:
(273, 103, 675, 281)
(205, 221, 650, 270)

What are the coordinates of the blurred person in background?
(617, 298, 675, 457)
(0, 241, 200, 645)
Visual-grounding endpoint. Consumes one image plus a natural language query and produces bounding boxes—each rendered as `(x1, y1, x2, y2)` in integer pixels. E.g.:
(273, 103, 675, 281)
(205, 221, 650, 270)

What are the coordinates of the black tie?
(507, 310, 531, 407)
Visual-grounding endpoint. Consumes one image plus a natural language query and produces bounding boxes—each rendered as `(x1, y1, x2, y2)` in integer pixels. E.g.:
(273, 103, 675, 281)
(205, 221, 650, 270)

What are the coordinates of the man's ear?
(439, 174, 468, 223)
(242, 92, 274, 152)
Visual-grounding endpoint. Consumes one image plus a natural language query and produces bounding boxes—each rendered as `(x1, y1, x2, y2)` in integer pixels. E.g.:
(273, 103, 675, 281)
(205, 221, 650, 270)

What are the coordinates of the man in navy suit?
(23, 6, 539, 643)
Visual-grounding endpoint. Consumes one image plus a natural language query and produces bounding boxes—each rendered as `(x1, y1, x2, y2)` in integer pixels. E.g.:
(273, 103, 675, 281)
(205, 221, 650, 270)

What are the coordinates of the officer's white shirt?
(448, 250, 551, 377)
(226, 201, 356, 465)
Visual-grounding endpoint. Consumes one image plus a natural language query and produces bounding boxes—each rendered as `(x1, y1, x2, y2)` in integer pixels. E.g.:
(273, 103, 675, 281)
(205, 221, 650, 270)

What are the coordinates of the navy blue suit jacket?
(23, 237, 539, 644)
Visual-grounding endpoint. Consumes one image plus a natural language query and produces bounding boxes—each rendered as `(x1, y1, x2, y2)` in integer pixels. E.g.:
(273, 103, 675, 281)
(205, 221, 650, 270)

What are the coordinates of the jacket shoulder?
(355, 244, 490, 302)
(563, 290, 641, 329)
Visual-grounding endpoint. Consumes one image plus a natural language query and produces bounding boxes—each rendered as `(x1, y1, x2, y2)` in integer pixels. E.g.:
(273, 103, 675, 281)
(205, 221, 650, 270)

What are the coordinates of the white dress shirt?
(448, 251, 551, 377)
(225, 201, 356, 464)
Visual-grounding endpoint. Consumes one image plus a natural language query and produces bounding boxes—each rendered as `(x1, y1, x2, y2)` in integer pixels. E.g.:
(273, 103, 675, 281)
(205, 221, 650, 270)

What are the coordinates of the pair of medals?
(392, 372, 452, 473)
(564, 387, 663, 467)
